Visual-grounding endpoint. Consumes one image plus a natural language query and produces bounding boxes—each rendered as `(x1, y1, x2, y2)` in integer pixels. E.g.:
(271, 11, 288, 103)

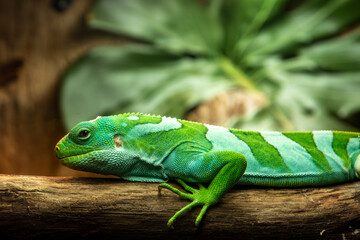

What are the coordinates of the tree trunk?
(0, 174, 359, 239)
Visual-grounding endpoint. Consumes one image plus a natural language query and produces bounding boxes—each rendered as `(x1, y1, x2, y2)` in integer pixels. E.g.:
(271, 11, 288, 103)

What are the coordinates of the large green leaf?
(60, 45, 235, 129)
(60, 0, 360, 132)
(236, 74, 359, 131)
(88, 0, 222, 55)
(234, 105, 357, 132)
(219, 0, 287, 58)
(236, 57, 360, 131)
(270, 70, 360, 118)
(295, 28, 360, 71)
(244, 0, 360, 65)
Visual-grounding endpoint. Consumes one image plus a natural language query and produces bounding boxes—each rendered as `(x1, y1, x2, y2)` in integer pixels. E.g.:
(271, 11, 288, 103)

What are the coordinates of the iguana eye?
(78, 130, 90, 139)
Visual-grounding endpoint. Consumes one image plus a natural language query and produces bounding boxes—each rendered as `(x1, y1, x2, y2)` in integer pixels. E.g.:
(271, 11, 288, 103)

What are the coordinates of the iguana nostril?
(55, 146, 60, 152)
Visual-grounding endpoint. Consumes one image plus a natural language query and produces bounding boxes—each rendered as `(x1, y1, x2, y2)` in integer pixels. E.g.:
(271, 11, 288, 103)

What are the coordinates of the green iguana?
(55, 113, 360, 227)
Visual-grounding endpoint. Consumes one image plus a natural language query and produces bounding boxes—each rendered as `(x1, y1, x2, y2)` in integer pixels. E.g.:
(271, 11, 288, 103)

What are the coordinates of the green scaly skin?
(55, 113, 360, 227)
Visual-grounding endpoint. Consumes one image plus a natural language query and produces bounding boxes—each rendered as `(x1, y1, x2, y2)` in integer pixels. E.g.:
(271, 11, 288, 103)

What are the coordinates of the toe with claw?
(158, 179, 217, 228)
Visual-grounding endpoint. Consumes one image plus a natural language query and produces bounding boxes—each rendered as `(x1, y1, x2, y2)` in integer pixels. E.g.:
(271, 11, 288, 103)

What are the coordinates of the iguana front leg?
(159, 151, 247, 227)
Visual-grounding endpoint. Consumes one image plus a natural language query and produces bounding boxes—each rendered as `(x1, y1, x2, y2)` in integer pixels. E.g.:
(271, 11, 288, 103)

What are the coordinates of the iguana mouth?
(58, 152, 93, 164)
(55, 151, 89, 160)
(55, 148, 97, 164)
(58, 149, 113, 164)
(55, 142, 97, 161)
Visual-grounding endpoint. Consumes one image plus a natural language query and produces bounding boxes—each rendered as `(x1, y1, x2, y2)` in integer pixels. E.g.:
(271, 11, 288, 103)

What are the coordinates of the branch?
(0, 174, 360, 239)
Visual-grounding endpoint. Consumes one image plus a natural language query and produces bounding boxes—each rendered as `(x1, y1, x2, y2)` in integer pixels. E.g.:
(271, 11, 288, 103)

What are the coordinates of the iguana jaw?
(55, 137, 98, 161)
(56, 149, 117, 174)
(57, 151, 95, 165)
(54, 141, 98, 165)
(56, 148, 136, 176)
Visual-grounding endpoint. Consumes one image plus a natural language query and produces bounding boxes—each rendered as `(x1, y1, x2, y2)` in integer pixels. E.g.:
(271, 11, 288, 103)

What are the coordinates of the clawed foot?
(158, 179, 216, 228)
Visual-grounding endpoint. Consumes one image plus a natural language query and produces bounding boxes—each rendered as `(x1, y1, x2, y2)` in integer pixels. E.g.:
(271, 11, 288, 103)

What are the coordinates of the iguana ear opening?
(114, 134, 123, 148)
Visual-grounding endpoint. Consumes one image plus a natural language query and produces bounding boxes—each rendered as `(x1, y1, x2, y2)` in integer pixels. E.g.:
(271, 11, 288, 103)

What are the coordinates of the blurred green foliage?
(60, 0, 360, 131)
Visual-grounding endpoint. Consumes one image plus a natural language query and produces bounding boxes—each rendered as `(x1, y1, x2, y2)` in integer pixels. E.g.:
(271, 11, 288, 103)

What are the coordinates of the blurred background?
(0, 0, 359, 177)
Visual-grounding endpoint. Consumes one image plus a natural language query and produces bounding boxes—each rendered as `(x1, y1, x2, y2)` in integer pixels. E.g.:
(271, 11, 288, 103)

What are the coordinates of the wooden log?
(0, 174, 360, 239)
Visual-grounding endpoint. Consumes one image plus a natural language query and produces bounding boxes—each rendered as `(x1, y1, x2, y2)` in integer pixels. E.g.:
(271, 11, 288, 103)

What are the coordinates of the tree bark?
(0, 174, 360, 239)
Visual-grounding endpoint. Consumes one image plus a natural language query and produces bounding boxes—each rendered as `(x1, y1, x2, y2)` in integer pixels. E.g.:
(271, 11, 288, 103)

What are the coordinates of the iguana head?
(55, 115, 139, 176)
